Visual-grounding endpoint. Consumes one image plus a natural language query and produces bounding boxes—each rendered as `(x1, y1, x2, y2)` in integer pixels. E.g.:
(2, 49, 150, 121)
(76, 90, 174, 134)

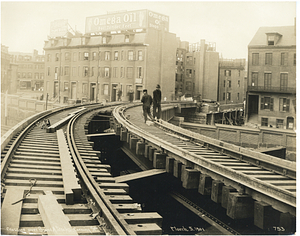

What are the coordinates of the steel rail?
(112, 105, 296, 212)
(66, 104, 137, 235)
(158, 120, 296, 179)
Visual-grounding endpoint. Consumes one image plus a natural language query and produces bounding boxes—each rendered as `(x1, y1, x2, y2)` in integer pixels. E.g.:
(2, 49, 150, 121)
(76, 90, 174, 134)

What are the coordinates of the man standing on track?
(141, 89, 153, 123)
(153, 84, 162, 120)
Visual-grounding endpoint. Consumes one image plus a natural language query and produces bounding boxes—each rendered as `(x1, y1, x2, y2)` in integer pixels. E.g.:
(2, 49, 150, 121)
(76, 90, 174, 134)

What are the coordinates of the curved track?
(113, 104, 296, 218)
(1, 103, 162, 235)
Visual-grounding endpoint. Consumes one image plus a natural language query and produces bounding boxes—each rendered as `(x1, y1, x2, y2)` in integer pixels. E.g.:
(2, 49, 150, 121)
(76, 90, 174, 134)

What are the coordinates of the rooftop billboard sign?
(50, 19, 68, 38)
(85, 10, 169, 34)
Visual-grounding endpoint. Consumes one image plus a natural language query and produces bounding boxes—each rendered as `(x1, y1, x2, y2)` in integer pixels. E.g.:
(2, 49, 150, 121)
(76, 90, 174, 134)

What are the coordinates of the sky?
(1, 1, 296, 59)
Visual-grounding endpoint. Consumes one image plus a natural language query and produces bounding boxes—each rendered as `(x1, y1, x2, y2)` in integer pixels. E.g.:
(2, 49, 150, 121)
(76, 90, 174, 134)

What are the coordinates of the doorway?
(248, 95, 259, 123)
(90, 83, 96, 102)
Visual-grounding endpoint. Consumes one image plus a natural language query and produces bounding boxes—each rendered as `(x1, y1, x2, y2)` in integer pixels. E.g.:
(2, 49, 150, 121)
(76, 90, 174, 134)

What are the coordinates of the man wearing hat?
(141, 89, 153, 123)
(153, 84, 162, 120)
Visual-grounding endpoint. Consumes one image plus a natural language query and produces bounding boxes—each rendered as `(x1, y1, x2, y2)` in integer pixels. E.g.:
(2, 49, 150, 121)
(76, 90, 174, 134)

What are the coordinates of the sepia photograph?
(1, 1, 296, 235)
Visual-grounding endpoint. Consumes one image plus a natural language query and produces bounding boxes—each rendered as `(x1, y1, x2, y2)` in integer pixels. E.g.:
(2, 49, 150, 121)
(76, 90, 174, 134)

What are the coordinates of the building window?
(261, 97, 274, 110)
(40, 73, 44, 80)
(138, 50, 143, 60)
(28, 73, 32, 78)
(125, 35, 129, 42)
(264, 73, 272, 89)
(186, 81, 192, 91)
(47, 67, 51, 76)
(64, 66, 69, 76)
(261, 118, 268, 127)
(238, 80, 240, 87)
(55, 53, 59, 61)
(186, 69, 192, 77)
(128, 50, 134, 60)
(294, 53, 296, 65)
(251, 72, 258, 87)
(17, 73, 21, 78)
(224, 70, 231, 76)
(84, 52, 89, 60)
(252, 53, 259, 65)
(78, 52, 81, 61)
(280, 73, 288, 91)
(226, 92, 231, 101)
(114, 51, 119, 60)
(105, 51, 110, 61)
(279, 98, 290, 112)
(121, 51, 124, 61)
(228, 80, 231, 88)
(281, 53, 288, 66)
(92, 52, 97, 60)
(237, 93, 240, 100)
(137, 67, 142, 78)
(64, 82, 68, 91)
(47, 54, 51, 62)
(276, 119, 284, 129)
(113, 67, 118, 78)
(65, 52, 70, 61)
(127, 67, 133, 78)
(104, 67, 109, 77)
(103, 37, 106, 44)
(91, 67, 95, 77)
(103, 84, 109, 95)
(265, 53, 272, 65)
(83, 67, 89, 77)
(223, 93, 225, 101)
(120, 67, 124, 78)
(267, 35, 274, 45)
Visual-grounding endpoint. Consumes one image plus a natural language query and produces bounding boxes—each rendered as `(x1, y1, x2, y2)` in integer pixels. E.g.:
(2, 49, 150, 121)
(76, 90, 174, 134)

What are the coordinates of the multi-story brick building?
(186, 40, 219, 101)
(43, 10, 177, 104)
(246, 25, 296, 130)
(1, 44, 18, 94)
(218, 58, 247, 104)
(10, 50, 45, 92)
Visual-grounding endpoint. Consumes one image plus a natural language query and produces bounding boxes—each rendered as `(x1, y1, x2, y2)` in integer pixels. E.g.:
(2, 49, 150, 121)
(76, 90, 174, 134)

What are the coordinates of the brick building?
(186, 40, 219, 101)
(218, 58, 247, 104)
(43, 10, 177, 103)
(246, 25, 296, 130)
(9, 50, 45, 92)
(1, 45, 18, 94)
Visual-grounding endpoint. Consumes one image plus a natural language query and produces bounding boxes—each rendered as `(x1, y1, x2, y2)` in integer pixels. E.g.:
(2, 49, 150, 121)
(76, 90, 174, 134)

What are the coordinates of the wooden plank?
(121, 212, 163, 227)
(1, 188, 24, 235)
(115, 169, 166, 183)
(129, 223, 162, 235)
(86, 132, 115, 137)
(57, 129, 81, 204)
(38, 191, 78, 235)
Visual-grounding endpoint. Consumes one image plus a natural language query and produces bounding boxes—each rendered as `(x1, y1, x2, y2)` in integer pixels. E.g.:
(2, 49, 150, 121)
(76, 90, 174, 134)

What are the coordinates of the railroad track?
(112, 104, 296, 229)
(1, 103, 163, 235)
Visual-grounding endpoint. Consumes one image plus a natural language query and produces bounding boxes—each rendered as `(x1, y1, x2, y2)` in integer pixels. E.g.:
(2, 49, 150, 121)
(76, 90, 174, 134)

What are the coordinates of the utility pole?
(45, 93, 49, 110)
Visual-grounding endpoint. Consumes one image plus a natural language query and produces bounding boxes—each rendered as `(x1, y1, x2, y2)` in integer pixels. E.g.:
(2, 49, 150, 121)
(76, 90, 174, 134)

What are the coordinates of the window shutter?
(224, 70, 226, 76)
(141, 67, 144, 78)
(270, 98, 274, 111)
(286, 99, 290, 112)
(261, 97, 264, 110)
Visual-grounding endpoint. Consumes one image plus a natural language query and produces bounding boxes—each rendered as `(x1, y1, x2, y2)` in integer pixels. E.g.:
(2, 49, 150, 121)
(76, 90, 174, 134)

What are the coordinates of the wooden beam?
(115, 169, 166, 183)
(38, 191, 78, 235)
(1, 188, 24, 235)
(57, 129, 81, 204)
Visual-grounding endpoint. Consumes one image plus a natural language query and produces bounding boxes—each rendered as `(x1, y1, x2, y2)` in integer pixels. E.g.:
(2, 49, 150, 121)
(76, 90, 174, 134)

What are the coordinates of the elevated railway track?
(1, 101, 296, 235)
